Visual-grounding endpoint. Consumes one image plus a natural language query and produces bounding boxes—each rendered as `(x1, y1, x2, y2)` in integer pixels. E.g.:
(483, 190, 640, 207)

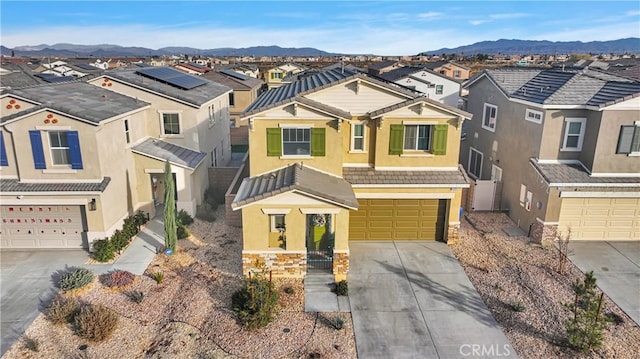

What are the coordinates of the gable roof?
(232, 163, 358, 210)
(0, 177, 111, 193)
(424, 61, 470, 71)
(530, 159, 640, 187)
(201, 70, 263, 90)
(369, 96, 471, 119)
(378, 66, 460, 84)
(132, 138, 206, 169)
(343, 167, 469, 187)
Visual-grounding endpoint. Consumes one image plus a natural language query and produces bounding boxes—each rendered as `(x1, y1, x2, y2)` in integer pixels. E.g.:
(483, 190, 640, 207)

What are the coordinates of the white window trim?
(519, 184, 526, 207)
(468, 147, 483, 179)
(208, 104, 216, 127)
(281, 127, 311, 157)
(269, 214, 286, 232)
(482, 103, 498, 132)
(124, 119, 131, 145)
(403, 124, 433, 152)
(617, 123, 640, 156)
(160, 111, 183, 138)
(525, 191, 533, 212)
(350, 122, 366, 152)
(561, 117, 586, 151)
(48, 131, 71, 167)
(525, 109, 543, 124)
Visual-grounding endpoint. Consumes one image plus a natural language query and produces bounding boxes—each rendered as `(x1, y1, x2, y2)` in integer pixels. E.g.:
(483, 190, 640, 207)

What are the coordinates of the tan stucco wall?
(0, 127, 18, 177)
(1, 96, 36, 115)
(592, 110, 640, 174)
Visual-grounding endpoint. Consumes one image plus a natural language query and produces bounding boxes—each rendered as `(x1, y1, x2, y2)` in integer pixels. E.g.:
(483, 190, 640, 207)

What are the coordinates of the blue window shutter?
(29, 130, 46, 169)
(0, 132, 8, 166)
(68, 131, 83, 169)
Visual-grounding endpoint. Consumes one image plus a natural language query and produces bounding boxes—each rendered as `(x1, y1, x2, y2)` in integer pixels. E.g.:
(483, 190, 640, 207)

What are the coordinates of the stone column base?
(242, 251, 306, 278)
(333, 251, 349, 282)
(530, 220, 557, 247)
(447, 224, 460, 244)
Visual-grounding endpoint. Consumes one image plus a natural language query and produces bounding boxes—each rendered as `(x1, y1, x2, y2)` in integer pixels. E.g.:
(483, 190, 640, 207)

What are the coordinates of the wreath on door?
(312, 214, 326, 227)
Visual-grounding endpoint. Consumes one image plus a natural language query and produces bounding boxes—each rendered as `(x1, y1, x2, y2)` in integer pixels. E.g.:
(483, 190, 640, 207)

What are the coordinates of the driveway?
(567, 241, 640, 325)
(349, 241, 517, 359)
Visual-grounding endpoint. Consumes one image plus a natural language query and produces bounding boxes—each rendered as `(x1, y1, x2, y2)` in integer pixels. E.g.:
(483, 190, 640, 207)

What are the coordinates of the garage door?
(349, 199, 447, 240)
(559, 198, 640, 240)
(0, 205, 85, 248)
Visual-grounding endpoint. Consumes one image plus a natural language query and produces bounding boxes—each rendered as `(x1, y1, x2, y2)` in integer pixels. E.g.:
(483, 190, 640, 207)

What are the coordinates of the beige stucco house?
(461, 68, 640, 242)
(264, 63, 306, 90)
(232, 69, 471, 281)
(425, 61, 471, 80)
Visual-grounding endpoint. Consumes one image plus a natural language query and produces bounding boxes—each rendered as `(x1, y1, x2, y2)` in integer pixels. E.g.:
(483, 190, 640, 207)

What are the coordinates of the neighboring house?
(174, 62, 211, 75)
(202, 69, 264, 145)
(222, 63, 260, 79)
(87, 66, 233, 214)
(0, 82, 152, 249)
(233, 69, 472, 281)
(377, 66, 462, 108)
(461, 68, 640, 242)
(265, 63, 306, 89)
(0, 63, 47, 89)
(424, 61, 471, 80)
(367, 60, 402, 76)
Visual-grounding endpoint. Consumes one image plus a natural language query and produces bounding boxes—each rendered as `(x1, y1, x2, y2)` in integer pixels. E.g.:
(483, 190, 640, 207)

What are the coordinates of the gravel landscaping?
(450, 212, 640, 359)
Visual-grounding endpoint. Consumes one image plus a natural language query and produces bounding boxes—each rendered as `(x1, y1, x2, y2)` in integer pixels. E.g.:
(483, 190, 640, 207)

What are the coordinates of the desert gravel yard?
(450, 212, 640, 359)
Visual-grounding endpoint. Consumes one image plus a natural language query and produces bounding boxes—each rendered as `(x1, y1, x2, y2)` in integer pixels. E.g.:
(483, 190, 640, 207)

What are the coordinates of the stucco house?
(232, 69, 472, 281)
(424, 61, 471, 80)
(377, 66, 462, 108)
(461, 68, 640, 242)
(264, 63, 307, 89)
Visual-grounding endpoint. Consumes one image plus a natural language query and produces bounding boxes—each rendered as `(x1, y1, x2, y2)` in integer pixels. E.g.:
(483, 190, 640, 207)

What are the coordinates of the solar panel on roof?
(76, 64, 97, 70)
(220, 69, 249, 80)
(35, 73, 76, 83)
(135, 63, 151, 68)
(188, 62, 206, 69)
(135, 67, 207, 90)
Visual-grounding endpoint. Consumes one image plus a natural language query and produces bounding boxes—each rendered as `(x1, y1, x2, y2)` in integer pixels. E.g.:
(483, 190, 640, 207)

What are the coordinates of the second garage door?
(349, 199, 447, 241)
(559, 198, 640, 240)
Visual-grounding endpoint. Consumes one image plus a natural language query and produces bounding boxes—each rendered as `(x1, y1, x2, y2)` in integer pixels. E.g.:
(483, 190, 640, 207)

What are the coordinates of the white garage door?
(559, 198, 640, 240)
(0, 205, 85, 248)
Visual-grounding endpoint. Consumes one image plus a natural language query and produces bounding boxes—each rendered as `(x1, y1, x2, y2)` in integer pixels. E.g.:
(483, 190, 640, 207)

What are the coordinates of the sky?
(1, 1, 639, 55)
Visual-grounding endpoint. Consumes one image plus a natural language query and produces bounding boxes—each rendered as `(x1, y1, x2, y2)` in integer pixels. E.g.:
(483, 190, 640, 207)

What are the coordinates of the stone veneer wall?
(333, 251, 349, 281)
(447, 224, 460, 243)
(530, 221, 557, 246)
(242, 252, 306, 278)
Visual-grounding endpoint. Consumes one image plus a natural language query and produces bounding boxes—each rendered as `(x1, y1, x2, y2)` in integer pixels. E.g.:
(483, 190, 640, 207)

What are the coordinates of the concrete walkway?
(0, 215, 163, 355)
(567, 241, 640, 325)
(349, 241, 517, 359)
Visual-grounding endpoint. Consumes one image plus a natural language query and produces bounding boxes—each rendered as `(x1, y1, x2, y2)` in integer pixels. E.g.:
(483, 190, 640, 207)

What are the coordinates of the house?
(367, 60, 402, 76)
(232, 69, 472, 281)
(221, 63, 260, 78)
(202, 69, 265, 145)
(264, 63, 306, 89)
(461, 68, 640, 242)
(377, 66, 462, 108)
(174, 62, 211, 75)
(424, 61, 471, 80)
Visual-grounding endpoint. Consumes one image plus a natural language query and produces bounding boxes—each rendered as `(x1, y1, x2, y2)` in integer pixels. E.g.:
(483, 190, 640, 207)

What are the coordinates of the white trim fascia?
(278, 123, 314, 128)
(536, 217, 559, 225)
(550, 183, 640, 188)
(98, 76, 201, 109)
(132, 150, 197, 170)
(35, 125, 72, 131)
(242, 250, 307, 255)
(373, 166, 459, 171)
(0, 198, 91, 205)
(1, 191, 103, 196)
(589, 173, 640, 178)
(352, 184, 470, 188)
(343, 163, 372, 168)
(261, 208, 292, 215)
(0, 175, 19, 179)
(233, 189, 357, 210)
(402, 120, 439, 125)
(42, 169, 77, 174)
(559, 191, 640, 198)
(2, 107, 98, 127)
(299, 208, 342, 214)
(13, 178, 104, 184)
(101, 105, 151, 125)
(0, 93, 40, 106)
(536, 159, 583, 165)
(355, 192, 456, 199)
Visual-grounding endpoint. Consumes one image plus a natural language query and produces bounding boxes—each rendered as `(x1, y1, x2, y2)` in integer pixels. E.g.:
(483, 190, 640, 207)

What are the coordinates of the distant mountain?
(3, 43, 339, 57)
(423, 38, 640, 55)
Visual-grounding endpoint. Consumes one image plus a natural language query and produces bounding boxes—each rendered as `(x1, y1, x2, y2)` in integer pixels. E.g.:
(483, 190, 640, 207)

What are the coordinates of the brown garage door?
(0, 205, 85, 248)
(349, 199, 447, 240)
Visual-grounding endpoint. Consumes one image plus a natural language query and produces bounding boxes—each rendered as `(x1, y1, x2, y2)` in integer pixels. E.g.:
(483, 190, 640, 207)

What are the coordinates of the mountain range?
(1, 38, 638, 58)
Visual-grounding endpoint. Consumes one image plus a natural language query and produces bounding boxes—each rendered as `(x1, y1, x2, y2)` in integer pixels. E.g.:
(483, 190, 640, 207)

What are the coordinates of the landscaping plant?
(22, 336, 39, 352)
(151, 271, 165, 284)
(565, 271, 609, 352)
(58, 268, 95, 291)
(126, 290, 145, 303)
(334, 280, 348, 296)
(101, 270, 136, 289)
(47, 296, 80, 324)
(92, 238, 115, 262)
(232, 270, 279, 329)
(74, 304, 119, 342)
(163, 159, 177, 252)
(327, 315, 345, 330)
(557, 228, 572, 274)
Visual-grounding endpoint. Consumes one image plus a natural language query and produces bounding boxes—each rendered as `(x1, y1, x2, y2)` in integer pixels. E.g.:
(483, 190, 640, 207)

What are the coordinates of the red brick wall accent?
(242, 252, 307, 278)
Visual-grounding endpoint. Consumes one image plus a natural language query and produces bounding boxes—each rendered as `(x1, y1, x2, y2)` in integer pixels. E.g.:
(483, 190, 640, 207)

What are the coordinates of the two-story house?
(377, 66, 462, 108)
(461, 68, 640, 242)
(265, 63, 307, 89)
(232, 69, 471, 281)
(424, 61, 471, 80)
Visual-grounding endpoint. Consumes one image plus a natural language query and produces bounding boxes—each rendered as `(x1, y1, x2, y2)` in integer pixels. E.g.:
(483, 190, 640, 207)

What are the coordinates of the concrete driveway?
(567, 241, 640, 325)
(349, 241, 517, 359)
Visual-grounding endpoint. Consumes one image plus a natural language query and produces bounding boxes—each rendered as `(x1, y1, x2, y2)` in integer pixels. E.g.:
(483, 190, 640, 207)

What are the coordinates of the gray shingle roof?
(530, 160, 640, 186)
(369, 96, 471, 119)
(377, 66, 428, 82)
(343, 167, 469, 186)
(132, 138, 206, 169)
(232, 164, 358, 209)
(0, 177, 111, 193)
(201, 70, 263, 90)
(3, 82, 149, 124)
(104, 67, 232, 107)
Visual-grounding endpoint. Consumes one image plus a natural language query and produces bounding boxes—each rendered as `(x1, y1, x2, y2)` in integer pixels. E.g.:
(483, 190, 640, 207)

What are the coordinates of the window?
(525, 191, 533, 211)
(435, 85, 444, 95)
(468, 148, 483, 178)
(208, 104, 216, 126)
(404, 125, 432, 151)
(561, 118, 586, 151)
(616, 125, 640, 155)
(482, 103, 497, 132)
(270, 214, 285, 232)
(0, 132, 8, 166)
(211, 148, 217, 167)
(282, 128, 311, 155)
(49, 131, 70, 165)
(124, 119, 130, 144)
(351, 123, 365, 151)
(228, 92, 235, 106)
(271, 72, 283, 79)
(519, 184, 527, 207)
(162, 113, 180, 135)
(454, 70, 461, 78)
(525, 109, 543, 124)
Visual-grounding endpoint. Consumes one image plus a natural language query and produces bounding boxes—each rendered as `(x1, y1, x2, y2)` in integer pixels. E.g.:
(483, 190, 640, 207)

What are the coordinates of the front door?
(306, 214, 333, 271)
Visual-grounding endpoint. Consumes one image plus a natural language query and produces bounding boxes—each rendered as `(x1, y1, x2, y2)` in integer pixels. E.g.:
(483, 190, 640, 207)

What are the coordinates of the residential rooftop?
(132, 138, 206, 169)
(530, 159, 640, 186)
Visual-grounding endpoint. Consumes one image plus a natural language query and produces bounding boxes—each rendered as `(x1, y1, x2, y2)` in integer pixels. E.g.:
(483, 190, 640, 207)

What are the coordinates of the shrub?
(177, 223, 189, 239)
(101, 270, 135, 289)
(204, 187, 222, 209)
(126, 290, 145, 304)
(232, 272, 279, 329)
(177, 209, 194, 226)
(334, 280, 348, 296)
(74, 304, 119, 342)
(133, 210, 148, 228)
(22, 336, 39, 352)
(283, 286, 295, 295)
(92, 239, 115, 262)
(565, 271, 610, 352)
(151, 271, 164, 284)
(196, 204, 216, 222)
(47, 296, 79, 324)
(510, 300, 526, 312)
(327, 315, 345, 330)
(605, 312, 624, 325)
(58, 268, 95, 291)
(110, 230, 129, 252)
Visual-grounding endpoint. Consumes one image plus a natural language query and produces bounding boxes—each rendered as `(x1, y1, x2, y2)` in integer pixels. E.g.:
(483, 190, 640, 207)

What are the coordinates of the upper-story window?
(616, 124, 640, 155)
(435, 85, 444, 95)
(282, 128, 310, 155)
(162, 113, 181, 135)
(0, 132, 8, 166)
(271, 72, 283, 79)
(351, 123, 365, 151)
(561, 118, 586, 151)
(454, 70, 461, 78)
(482, 103, 497, 132)
(389, 123, 448, 155)
(266, 127, 325, 157)
(525, 109, 543, 124)
(49, 131, 70, 165)
(404, 125, 432, 151)
(124, 119, 131, 144)
(229, 92, 235, 107)
(28, 130, 83, 170)
(208, 104, 216, 126)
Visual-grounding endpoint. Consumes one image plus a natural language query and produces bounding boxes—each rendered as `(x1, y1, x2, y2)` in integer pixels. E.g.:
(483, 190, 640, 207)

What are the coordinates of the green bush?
(122, 219, 138, 240)
(510, 300, 526, 312)
(58, 268, 95, 291)
(151, 271, 164, 284)
(47, 297, 79, 324)
(232, 273, 279, 329)
(92, 239, 115, 262)
(133, 210, 148, 228)
(177, 209, 194, 225)
(101, 270, 135, 289)
(22, 336, 39, 352)
(334, 280, 348, 296)
(110, 230, 129, 252)
(565, 271, 610, 352)
(126, 290, 145, 304)
(74, 304, 119, 342)
(327, 315, 345, 330)
(177, 223, 189, 239)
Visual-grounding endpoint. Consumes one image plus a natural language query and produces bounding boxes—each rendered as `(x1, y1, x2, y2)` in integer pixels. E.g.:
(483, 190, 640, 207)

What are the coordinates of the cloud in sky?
(417, 12, 442, 20)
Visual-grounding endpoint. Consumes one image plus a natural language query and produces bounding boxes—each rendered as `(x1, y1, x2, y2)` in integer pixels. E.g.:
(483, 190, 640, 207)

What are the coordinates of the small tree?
(557, 228, 572, 274)
(565, 271, 609, 352)
(163, 160, 177, 252)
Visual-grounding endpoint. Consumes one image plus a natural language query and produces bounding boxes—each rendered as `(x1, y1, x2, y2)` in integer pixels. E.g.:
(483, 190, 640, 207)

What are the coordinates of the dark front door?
(306, 214, 333, 271)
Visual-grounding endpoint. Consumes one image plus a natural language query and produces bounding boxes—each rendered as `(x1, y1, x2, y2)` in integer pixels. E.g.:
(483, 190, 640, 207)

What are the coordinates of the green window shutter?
(432, 124, 448, 155)
(266, 128, 282, 156)
(310, 128, 326, 156)
(389, 124, 404, 155)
